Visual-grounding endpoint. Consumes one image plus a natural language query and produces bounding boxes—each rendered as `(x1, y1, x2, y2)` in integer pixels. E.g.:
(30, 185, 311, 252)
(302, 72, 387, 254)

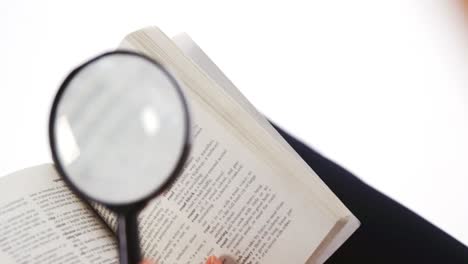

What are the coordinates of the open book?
(0, 27, 359, 264)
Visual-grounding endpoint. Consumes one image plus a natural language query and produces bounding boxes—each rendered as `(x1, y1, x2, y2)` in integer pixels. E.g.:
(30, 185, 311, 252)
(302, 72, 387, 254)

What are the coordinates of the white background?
(1, 0, 467, 246)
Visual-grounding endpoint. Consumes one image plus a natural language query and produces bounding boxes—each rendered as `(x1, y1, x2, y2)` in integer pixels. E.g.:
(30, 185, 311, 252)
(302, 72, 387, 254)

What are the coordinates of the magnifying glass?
(48, 51, 190, 264)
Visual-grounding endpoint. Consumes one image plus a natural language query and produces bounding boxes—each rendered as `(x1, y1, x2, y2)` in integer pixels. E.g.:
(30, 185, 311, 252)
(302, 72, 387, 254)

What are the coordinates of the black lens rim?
(48, 50, 191, 209)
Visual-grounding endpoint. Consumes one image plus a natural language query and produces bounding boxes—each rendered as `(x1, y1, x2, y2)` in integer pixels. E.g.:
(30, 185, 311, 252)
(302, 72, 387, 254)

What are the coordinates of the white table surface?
(1, 0, 467, 246)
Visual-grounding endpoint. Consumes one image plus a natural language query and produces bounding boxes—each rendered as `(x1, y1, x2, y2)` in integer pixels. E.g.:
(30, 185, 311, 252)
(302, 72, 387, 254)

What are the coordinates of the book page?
(170, 33, 360, 263)
(0, 164, 118, 264)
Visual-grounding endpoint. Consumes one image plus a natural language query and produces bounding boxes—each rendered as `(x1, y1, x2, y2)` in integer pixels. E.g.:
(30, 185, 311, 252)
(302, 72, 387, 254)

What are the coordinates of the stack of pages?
(0, 27, 359, 264)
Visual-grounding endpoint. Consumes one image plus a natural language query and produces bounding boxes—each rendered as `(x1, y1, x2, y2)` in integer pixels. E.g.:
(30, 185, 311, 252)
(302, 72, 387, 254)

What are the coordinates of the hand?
(140, 255, 222, 264)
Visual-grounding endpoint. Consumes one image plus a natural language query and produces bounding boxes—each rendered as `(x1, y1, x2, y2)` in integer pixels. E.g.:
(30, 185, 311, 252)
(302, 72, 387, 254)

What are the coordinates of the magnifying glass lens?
(50, 52, 189, 206)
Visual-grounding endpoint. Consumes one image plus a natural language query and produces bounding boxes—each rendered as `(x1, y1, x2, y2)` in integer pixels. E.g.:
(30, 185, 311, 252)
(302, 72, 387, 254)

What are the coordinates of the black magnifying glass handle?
(117, 211, 142, 264)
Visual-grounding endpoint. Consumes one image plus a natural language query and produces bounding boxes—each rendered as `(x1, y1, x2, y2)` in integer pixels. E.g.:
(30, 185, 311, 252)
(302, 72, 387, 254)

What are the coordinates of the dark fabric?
(273, 125, 468, 263)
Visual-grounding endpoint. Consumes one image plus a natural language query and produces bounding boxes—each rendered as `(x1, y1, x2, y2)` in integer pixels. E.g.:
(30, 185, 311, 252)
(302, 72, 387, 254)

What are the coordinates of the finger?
(206, 255, 222, 264)
(140, 259, 155, 264)
(206, 255, 215, 264)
